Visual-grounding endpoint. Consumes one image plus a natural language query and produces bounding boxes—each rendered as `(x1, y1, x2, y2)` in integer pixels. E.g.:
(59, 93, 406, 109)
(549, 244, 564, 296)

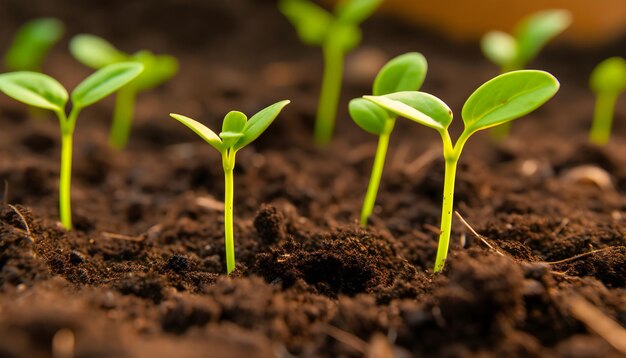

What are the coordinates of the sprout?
(70, 34, 179, 149)
(349, 52, 427, 227)
(365, 70, 559, 272)
(589, 57, 626, 145)
(481, 9, 570, 139)
(279, 0, 382, 146)
(0, 63, 144, 230)
(5, 18, 65, 72)
(170, 100, 290, 274)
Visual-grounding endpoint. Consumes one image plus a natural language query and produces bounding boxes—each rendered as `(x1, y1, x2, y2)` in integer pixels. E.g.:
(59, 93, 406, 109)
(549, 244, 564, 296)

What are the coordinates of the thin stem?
(433, 156, 458, 272)
(314, 40, 344, 147)
(589, 92, 618, 145)
(360, 118, 395, 227)
(56, 109, 79, 231)
(109, 86, 137, 149)
(222, 150, 236, 274)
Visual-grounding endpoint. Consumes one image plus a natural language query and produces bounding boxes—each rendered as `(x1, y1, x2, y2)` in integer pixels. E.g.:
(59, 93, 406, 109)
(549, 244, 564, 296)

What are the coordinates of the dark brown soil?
(0, 0, 625, 357)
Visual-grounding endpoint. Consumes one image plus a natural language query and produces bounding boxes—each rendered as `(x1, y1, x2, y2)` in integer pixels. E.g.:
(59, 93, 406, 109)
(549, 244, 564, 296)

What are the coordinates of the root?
(8, 204, 34, 243)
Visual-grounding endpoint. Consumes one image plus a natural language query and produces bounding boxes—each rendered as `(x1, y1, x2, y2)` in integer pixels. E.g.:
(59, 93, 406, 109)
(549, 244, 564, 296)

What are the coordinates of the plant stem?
(222, 150, 236, 274)
(109, 86, 137, 149)
(314, 40, 344, 147)
(360, 118, 395, 227)
(434, 156, 458, 272)
(59, 132, 73, 230)
(589, 92, 618, 145)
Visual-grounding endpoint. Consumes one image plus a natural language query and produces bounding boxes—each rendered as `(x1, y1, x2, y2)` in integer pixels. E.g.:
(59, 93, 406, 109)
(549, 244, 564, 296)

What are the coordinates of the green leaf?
(364, 92, 453, 131)
(335, 0, 382, 24)
(480, 31, 518, 69)
(462, 70, 559, 134)
(590, 57, 626, 95)
(0, 71, 68, 111)
(373, 52, 428, 96)
(71, 62, 144, 108)
(170, 113, 224, 152)
(5, 17, 65, 71)
(279, 0, 332, 46)
(514, 9, 571, 66)
(349, 98, 389, 135)
(221, 111, 247, 148)
(131, 51, 179, 91)
(234, 100, 290, 150)
(69, 34, 127, 69)
(330, 22, 361, 52)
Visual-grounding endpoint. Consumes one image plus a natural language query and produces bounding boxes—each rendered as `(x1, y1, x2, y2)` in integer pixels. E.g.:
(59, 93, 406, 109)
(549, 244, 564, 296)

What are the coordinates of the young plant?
(70, 34, 178, 148)
(0, 63, 144, 230)
(365, 70, 559, 272)
(170, 100, 290, 274)
(5, 18, 65, 71)
(589, 57, 626, 145)
(280, 0, 382, 146)
(481, 9, 570, 139)
(349, 52, 427, 227)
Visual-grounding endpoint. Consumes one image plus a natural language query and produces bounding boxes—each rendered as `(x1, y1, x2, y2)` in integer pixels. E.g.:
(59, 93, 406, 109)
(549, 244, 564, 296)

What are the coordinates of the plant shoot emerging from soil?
(0, 63, 144, 230)
(5, 18, 65, 72)
(170, 100, 290, 274)
(280, 0, 382, 146)
(70, 34, 179, 149)
(589, 57, 626, 145)
(349, 52, 427, 227)
(365, 70, 559, 272)
(481, 9, 570, 139)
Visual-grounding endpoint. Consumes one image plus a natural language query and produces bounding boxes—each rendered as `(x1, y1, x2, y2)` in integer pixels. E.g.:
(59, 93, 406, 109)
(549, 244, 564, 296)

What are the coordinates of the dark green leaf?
(590, 57, 626, 95)
(69, 34, 127, 69)
(5, 18, 64, 71)
(71, 62, 144, 108)
(364, 92, 453, 131)
(234, 100, 290, 150)
(349, 98, 388, 135)
(170, 113, 224, 152)
(373, 52, 427, 96)
(336, 0, 382, 24)
(279, 0, 332, 46)
(0, 71, 67, 111)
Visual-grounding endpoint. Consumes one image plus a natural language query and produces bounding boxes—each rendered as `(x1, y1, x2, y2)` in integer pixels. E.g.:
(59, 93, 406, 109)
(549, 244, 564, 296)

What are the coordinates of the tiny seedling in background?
(70, 34, 178, 149)
(280, 0, 382, 146)
(349, 52, 427, 227)
(0, 63, 144, 230)
(481, 9, 570, 139)
(170, 100, 290, 274)
(589, 57, 626, 145)
(365, 70, 559, 272)
(5, 17, 65, 71)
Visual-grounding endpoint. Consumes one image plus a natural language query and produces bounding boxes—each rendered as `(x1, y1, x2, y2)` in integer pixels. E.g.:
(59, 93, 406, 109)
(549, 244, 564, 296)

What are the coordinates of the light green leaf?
(71, 62, 143, 108)
(279, 0, 332, 46)
(234, 100, 290, 150)
(131, 51, 179, 91)
(590, 57, 626, 95)
(170, 113, 224, 152)
(373, 52, 428, 96)
(5, 17, 65, 71)
(364, 92, 452, 131)
(69, 34, 127, 69)
(515, 9, 571, 66)
(0, 71, 68, 111)
(349, 98, 389, 135)
(481, 31, 518, 69)
(462, 70, 559, 133)
(336, 0, 382, 24)
(221, 111, 247, 148)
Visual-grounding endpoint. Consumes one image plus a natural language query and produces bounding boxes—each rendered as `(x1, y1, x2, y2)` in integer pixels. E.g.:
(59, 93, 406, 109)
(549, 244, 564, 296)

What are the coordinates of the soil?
(0, 0, 625, 357)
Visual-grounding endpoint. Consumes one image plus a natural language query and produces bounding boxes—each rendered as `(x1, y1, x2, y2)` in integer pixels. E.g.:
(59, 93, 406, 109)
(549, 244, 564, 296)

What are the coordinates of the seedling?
(349, 52, 427, 226)
(70, 34, 178, 148)
(170, 100, 290, 274)
(589, 57, 626, 145)
(481, 9, 570, 139)
(0, 63, 144, 230)
(280, 0, 382, 146)
(365, 70, 559, 272)
(5, 17, 65, 71)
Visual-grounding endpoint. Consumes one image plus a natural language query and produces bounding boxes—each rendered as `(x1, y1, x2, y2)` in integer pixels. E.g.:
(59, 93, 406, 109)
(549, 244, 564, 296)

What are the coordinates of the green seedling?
(589, 57, 626, 145)
(481, 9, 570, 139)
(70, 34, 178, 148)
(5, 17, 65, 72)
(0, 63, 144, 230)
(365, 70, 559, 272)
(280, 0, 382, 146)
(170, 100, 290, 274)
(349, 52, 427, 227)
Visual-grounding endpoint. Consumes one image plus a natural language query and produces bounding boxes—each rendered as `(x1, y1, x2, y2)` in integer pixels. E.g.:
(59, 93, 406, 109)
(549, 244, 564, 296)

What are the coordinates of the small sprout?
(349, 52, 427, 226)
(481, 9, 570, 139)
(5, 18, 65, 71)
(170, 100, 290, 274)
(280, 0, 382, 146)
(365, 70, 559, 272)
(70, 34, 179, 148)
(589, 57, 626, 145)
(0, 63, 144, 230)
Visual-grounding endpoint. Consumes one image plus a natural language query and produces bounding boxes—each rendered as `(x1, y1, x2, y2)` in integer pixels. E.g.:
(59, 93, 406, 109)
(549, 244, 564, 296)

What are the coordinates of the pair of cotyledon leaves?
(590, 57, 626, 96)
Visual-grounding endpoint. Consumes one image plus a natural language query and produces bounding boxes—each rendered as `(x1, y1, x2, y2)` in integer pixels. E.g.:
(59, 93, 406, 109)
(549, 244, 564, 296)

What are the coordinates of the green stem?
(314, 40, 344, 147)
(360, 118, 395, 227)
(109, 86, 137, 149)
(57, 108, 79, 230)
(222, 150, 236, 274)
(589, 92, 618, 145)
